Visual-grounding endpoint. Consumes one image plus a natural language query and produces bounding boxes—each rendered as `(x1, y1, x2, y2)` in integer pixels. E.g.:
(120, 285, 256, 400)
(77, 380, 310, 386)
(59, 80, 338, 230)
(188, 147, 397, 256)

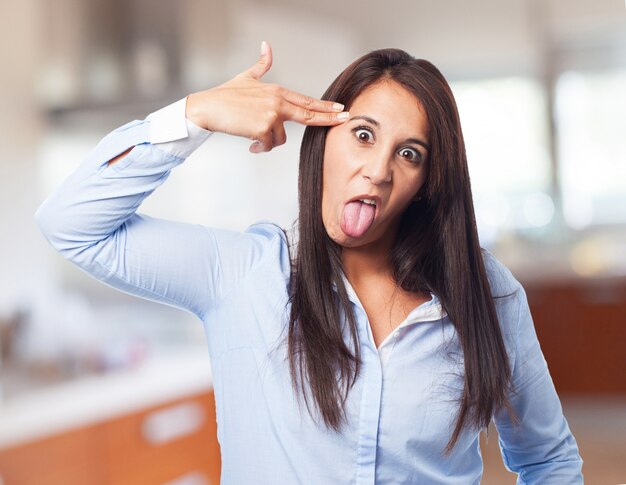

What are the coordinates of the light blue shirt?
(35, 99, 583, 484)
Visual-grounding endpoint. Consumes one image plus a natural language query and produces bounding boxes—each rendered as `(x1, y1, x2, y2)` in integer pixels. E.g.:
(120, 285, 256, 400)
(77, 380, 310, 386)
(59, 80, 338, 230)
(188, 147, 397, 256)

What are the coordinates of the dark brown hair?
(286, 48, 516, 454)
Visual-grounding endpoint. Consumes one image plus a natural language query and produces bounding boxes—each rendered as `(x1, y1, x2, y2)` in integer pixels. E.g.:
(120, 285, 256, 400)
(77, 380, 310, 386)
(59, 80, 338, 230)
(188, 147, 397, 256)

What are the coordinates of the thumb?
(243, 41, 273, 80)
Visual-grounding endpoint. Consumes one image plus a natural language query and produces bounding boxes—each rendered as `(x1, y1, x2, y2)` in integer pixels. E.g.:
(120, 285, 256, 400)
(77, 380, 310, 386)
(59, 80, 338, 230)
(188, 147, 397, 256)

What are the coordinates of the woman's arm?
(35, 41, 349, 319)
(35, 111, 224, 318)
(493, 285, 584, 484)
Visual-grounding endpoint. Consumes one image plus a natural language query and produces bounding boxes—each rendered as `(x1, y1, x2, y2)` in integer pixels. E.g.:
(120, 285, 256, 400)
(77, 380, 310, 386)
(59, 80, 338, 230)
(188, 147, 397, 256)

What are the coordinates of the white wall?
(0, 0, 51, 314)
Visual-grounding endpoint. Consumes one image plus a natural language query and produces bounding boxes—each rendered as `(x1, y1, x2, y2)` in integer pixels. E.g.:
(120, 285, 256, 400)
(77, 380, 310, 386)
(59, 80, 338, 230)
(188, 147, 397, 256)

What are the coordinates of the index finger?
(285, 104, 350, 126)
(280, 88, 344, 113)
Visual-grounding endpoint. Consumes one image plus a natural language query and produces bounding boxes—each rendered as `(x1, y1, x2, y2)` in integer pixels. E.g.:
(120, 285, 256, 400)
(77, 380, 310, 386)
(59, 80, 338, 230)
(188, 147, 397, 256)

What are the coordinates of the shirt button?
(394, 331, 400, 339)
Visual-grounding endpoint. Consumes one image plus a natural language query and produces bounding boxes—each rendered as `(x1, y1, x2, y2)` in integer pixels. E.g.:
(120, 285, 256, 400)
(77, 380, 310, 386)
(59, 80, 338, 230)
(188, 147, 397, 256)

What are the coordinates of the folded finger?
(273, 124, 287, 147)
(250, 132, 274, 153)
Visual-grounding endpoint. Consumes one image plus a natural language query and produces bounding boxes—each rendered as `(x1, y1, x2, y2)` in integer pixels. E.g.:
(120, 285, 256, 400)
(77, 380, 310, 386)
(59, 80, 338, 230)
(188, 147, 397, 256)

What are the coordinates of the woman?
(36, 42, 583, 483)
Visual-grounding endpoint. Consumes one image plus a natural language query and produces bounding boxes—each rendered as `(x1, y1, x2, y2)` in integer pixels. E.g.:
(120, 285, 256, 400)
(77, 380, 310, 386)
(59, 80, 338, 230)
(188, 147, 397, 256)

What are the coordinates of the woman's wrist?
(185, 91, 210, 131)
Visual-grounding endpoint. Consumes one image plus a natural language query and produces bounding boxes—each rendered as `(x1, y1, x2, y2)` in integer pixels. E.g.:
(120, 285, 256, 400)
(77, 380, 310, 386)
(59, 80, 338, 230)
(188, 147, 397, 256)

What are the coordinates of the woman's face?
(322, 79, 430, 249)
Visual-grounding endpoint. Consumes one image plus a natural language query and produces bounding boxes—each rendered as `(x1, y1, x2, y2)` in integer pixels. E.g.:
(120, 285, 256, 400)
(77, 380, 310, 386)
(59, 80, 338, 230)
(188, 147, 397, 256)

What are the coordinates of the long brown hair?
(286, 48, 516, 454)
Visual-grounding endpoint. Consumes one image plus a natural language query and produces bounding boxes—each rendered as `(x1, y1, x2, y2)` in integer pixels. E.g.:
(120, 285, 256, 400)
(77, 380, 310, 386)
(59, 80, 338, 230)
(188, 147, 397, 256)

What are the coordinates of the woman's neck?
(341, 239, 394, 285)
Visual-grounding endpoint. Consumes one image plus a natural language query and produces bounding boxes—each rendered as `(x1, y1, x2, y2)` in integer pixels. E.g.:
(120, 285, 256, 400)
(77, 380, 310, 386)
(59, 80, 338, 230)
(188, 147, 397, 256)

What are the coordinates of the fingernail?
(333, 102, 344, 111)
(261, 41, 268, 56)
(337, 111, 349, 120)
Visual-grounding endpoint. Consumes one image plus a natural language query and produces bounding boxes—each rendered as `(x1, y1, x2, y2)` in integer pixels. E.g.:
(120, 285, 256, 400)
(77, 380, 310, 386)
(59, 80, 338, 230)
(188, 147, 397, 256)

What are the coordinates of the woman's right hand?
(185, 41, 349, 153)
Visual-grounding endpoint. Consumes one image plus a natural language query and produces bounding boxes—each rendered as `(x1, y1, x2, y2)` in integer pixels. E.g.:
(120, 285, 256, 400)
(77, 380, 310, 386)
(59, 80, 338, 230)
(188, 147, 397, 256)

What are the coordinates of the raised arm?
(35, 41, 349, 319)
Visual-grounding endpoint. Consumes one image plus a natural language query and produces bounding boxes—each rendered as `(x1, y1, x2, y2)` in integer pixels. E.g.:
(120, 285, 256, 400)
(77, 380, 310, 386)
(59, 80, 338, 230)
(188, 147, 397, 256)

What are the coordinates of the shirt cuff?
(146, 97, 212, 159)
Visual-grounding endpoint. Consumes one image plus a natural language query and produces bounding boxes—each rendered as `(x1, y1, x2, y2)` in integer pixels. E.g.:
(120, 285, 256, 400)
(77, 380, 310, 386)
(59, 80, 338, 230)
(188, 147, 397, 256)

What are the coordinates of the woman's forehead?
(348, 80, 430, 140)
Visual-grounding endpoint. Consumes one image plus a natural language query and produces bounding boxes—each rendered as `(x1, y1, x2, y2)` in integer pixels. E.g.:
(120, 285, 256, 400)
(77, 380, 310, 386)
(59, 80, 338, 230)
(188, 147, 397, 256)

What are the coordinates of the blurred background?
(0, 0, 625, 483)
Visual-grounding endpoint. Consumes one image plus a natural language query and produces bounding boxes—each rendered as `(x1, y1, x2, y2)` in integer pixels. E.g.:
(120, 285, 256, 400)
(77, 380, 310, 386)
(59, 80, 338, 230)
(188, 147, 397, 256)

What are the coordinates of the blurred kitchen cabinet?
(0, 391, 221, 485)
(0, 422, 107, 485)
(524, 278, 626, 394)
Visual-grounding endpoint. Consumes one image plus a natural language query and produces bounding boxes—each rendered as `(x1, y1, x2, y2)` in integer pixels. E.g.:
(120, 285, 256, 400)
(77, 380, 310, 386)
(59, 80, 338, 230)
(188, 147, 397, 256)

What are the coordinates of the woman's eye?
(398, 147, 421, 162)
(353, 127, 374, 143)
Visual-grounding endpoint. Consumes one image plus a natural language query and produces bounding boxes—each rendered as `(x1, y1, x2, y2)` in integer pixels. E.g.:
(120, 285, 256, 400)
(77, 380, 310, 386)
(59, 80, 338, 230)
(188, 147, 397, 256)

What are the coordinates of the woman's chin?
(325, 225, 370, 248)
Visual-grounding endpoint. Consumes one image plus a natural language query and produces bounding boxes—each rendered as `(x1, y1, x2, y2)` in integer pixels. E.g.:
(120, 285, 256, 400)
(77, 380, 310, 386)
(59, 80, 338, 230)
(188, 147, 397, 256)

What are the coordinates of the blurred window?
(555, 68, 626, 229)
(450, 78, 553, 244)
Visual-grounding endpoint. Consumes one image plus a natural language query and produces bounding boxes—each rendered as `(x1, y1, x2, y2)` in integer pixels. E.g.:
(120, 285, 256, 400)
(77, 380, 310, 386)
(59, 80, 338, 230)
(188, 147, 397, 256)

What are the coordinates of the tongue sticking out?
(341, 201, 376, 238)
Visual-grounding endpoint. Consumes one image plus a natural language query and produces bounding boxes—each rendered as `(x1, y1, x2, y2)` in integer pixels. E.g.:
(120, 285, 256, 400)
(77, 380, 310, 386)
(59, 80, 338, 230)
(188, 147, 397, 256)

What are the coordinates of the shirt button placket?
(354, 326, 383, 485)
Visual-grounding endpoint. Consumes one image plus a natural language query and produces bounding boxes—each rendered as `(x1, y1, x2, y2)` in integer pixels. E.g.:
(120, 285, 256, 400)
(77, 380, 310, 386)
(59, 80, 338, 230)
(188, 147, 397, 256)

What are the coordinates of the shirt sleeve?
(493, 285, 584, 484)
(35, 98, 273, 320)
(146, 96, 212, 156)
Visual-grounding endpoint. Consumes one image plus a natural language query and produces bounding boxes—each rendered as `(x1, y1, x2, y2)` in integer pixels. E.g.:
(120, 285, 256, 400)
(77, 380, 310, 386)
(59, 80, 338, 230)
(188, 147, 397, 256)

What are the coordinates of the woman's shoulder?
(480, 249, 528, 344)
(242, 220, 293, 275)
(245, 220, 288, 242)
(480, 248, 523, 299)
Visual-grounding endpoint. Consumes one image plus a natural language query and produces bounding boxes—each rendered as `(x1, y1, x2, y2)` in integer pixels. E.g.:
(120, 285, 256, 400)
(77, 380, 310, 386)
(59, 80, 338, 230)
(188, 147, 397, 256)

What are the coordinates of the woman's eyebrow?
(348, 115, 430, 151)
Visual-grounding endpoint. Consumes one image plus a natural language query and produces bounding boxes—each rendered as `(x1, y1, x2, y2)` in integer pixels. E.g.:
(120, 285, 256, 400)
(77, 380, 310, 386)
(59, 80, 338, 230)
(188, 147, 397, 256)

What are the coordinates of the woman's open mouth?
(340, 195, 381, 238)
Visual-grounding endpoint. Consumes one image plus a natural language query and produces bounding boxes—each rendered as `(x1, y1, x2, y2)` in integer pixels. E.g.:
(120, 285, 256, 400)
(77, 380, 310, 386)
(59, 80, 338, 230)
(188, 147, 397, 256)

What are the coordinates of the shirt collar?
(332, 272, 447, 323)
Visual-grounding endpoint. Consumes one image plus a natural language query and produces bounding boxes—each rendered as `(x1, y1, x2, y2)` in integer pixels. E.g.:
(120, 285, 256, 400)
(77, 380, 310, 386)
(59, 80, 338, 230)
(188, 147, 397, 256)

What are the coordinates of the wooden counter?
(0, 351, 221, 485)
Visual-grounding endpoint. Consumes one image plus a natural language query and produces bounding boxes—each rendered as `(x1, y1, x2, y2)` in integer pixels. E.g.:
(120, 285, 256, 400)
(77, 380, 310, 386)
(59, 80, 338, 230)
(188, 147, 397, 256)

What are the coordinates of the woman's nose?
(361, 152, 392, 185)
